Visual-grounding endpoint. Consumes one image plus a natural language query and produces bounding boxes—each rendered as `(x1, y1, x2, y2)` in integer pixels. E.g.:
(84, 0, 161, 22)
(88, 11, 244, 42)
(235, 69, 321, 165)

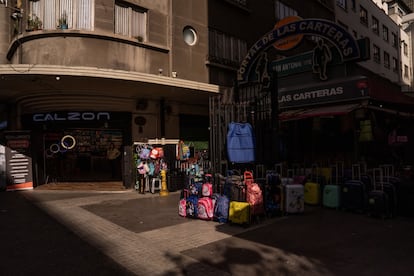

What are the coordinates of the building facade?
(0, 0, 222, 189)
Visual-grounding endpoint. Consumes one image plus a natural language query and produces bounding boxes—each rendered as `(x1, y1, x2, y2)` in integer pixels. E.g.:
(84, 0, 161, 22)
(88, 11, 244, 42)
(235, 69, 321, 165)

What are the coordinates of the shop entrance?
(43, 129, 123, 182)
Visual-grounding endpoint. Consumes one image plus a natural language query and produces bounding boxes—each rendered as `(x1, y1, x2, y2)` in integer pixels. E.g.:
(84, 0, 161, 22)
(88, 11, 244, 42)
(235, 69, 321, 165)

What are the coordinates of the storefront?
(21, 111, 132, 184)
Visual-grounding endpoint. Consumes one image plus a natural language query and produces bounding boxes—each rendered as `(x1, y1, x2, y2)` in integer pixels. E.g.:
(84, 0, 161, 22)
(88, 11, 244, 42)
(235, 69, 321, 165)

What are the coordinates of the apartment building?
(0, 0, 223, 189)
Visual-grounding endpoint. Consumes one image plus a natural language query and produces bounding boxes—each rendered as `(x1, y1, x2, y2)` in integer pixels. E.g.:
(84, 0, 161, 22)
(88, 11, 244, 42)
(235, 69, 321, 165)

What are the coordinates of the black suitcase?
(367, 189, 390, 218)
(341, 180, 367, 212)
(367, 168, 396, 218)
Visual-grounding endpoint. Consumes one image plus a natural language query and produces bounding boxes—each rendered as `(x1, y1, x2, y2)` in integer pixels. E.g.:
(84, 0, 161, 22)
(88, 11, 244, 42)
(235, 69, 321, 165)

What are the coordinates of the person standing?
(107, 142, 121, 178)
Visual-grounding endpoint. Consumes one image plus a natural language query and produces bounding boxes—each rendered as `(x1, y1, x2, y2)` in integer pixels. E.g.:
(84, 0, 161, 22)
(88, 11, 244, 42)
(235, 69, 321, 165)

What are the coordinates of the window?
(183, 26, 197, 46)
(275, 1, 298, 20)
(29, 0, 93, 30)
(373, 44, 380, 63)
(384, 52, 390, 69)
(402, 41, 408, 56)
(337, 0, 346, 10)
(115, 1, 147, 40)
(372, 16, 379, 35)
(382, 25, 388, 42)
(208, 29, 247, 67)
(353, 30, 357, 38)
(392, 33, 398, 48)
(404, 65, 409, 78)
(360, 6, 368, 25)
(351, 0, 356, 10)
(392, 57, 398, 72)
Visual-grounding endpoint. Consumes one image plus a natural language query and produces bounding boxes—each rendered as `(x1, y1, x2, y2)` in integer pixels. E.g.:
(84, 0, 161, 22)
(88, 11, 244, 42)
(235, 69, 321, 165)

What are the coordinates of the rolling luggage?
(202, 174, 213, 197)
(283, 184, 305, 214)
(341, 180, 367, 212)
(341, 164, 367, 212)
(244, 171, 265, 217)
(304, 181, 320, 205)
(179, 198, 187, 217)
(213, 194, 230, 223)
(367, 168, 396, 218)
(228, 201, 250, 225)
(186, 195, 199, 218)
(264, 170, 282, 217)
(224, 170, 244, 201)
(198, 197, 214, 220)
(322, 163, 343, 209)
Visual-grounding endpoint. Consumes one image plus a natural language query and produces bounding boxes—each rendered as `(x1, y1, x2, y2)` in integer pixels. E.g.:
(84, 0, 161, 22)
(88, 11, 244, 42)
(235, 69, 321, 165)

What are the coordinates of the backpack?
(186, 195, 199, 218)
(213, 194, 229, 223)
(197, 197, 214, 220)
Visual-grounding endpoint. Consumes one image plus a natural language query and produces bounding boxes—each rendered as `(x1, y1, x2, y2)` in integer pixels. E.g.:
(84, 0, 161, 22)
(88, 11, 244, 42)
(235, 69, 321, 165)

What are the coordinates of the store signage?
(278, 76, 369, 109)
(238, 17, 360, 83)
(4, 132, 33, 191)
(32, 112, 110, 122)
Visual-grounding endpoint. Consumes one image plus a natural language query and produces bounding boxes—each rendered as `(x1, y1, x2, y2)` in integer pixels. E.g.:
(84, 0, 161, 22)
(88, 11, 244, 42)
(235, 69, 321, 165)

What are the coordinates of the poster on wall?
(4, 131, 33, 191)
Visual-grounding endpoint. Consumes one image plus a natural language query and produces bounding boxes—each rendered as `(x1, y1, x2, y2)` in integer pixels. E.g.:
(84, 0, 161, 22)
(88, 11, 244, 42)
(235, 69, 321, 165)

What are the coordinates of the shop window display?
(43, 129, 123, 181)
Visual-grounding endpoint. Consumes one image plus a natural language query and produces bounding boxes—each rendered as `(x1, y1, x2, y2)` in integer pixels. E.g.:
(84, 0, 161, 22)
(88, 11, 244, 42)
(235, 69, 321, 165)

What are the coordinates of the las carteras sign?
(238, 17, 360, 83)
(278, 76, 369, 109)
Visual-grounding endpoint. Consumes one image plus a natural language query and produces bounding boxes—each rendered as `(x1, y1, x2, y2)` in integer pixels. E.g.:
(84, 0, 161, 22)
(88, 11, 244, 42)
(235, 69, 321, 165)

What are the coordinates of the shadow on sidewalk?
(0, 191, 135, 276)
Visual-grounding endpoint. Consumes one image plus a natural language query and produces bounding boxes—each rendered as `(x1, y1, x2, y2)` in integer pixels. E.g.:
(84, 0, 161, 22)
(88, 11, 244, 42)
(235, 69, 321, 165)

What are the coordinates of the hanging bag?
(227, 122, 255, 163)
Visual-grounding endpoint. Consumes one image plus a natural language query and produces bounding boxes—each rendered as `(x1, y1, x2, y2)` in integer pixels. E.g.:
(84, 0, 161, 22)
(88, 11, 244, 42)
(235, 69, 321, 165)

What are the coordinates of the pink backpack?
(197, 197, 214, 220)
(246, 182, 264, 215)
(179, 198, 186, 217)
(202, 174, 213, 197)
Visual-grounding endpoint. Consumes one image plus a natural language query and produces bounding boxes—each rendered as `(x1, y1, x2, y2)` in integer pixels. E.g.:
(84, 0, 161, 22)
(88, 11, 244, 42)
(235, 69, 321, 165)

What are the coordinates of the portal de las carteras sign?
(238, 18, 361, 83)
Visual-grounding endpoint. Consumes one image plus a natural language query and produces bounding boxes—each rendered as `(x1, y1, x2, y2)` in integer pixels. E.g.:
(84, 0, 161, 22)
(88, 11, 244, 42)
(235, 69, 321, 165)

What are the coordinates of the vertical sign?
(5, 132, 33, 191)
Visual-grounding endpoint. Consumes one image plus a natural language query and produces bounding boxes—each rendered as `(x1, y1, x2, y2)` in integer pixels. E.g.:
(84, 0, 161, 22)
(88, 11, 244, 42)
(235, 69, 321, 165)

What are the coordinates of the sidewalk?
(1, 188, 414, 275)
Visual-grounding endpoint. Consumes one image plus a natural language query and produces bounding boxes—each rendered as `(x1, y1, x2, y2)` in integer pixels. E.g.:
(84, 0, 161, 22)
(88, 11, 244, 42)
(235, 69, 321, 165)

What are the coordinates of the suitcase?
(304, 182, 320, 205)
(341, 163, 368, 212)
(367, 168, 396, 218)
(341, 180, 367, 212)
(229, 201, 250, 225)
(322, 163, 342, 208)
(197, 197, 214, 220)
(283, 184, 304, 214)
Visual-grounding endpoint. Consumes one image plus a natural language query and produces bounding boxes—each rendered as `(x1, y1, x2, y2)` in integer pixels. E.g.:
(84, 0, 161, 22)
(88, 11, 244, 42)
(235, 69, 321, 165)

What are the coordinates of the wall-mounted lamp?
(158, 68, 163, 76)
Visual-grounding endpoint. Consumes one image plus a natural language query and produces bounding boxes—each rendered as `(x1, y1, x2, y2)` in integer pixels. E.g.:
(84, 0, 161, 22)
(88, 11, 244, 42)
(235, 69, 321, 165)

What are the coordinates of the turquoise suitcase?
(322, 163, 343, 208)
(322, 184, 341, 208)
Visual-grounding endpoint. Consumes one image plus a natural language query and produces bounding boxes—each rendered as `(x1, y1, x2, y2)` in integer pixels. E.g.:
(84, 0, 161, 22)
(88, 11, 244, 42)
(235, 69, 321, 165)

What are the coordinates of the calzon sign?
(33, 112, 111, 122)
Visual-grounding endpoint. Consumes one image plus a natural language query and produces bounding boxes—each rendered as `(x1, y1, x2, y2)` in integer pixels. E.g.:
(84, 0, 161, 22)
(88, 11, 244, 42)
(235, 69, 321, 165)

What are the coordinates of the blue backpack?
(213, 194, 229, 223)
(186, 195, 199, 218)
